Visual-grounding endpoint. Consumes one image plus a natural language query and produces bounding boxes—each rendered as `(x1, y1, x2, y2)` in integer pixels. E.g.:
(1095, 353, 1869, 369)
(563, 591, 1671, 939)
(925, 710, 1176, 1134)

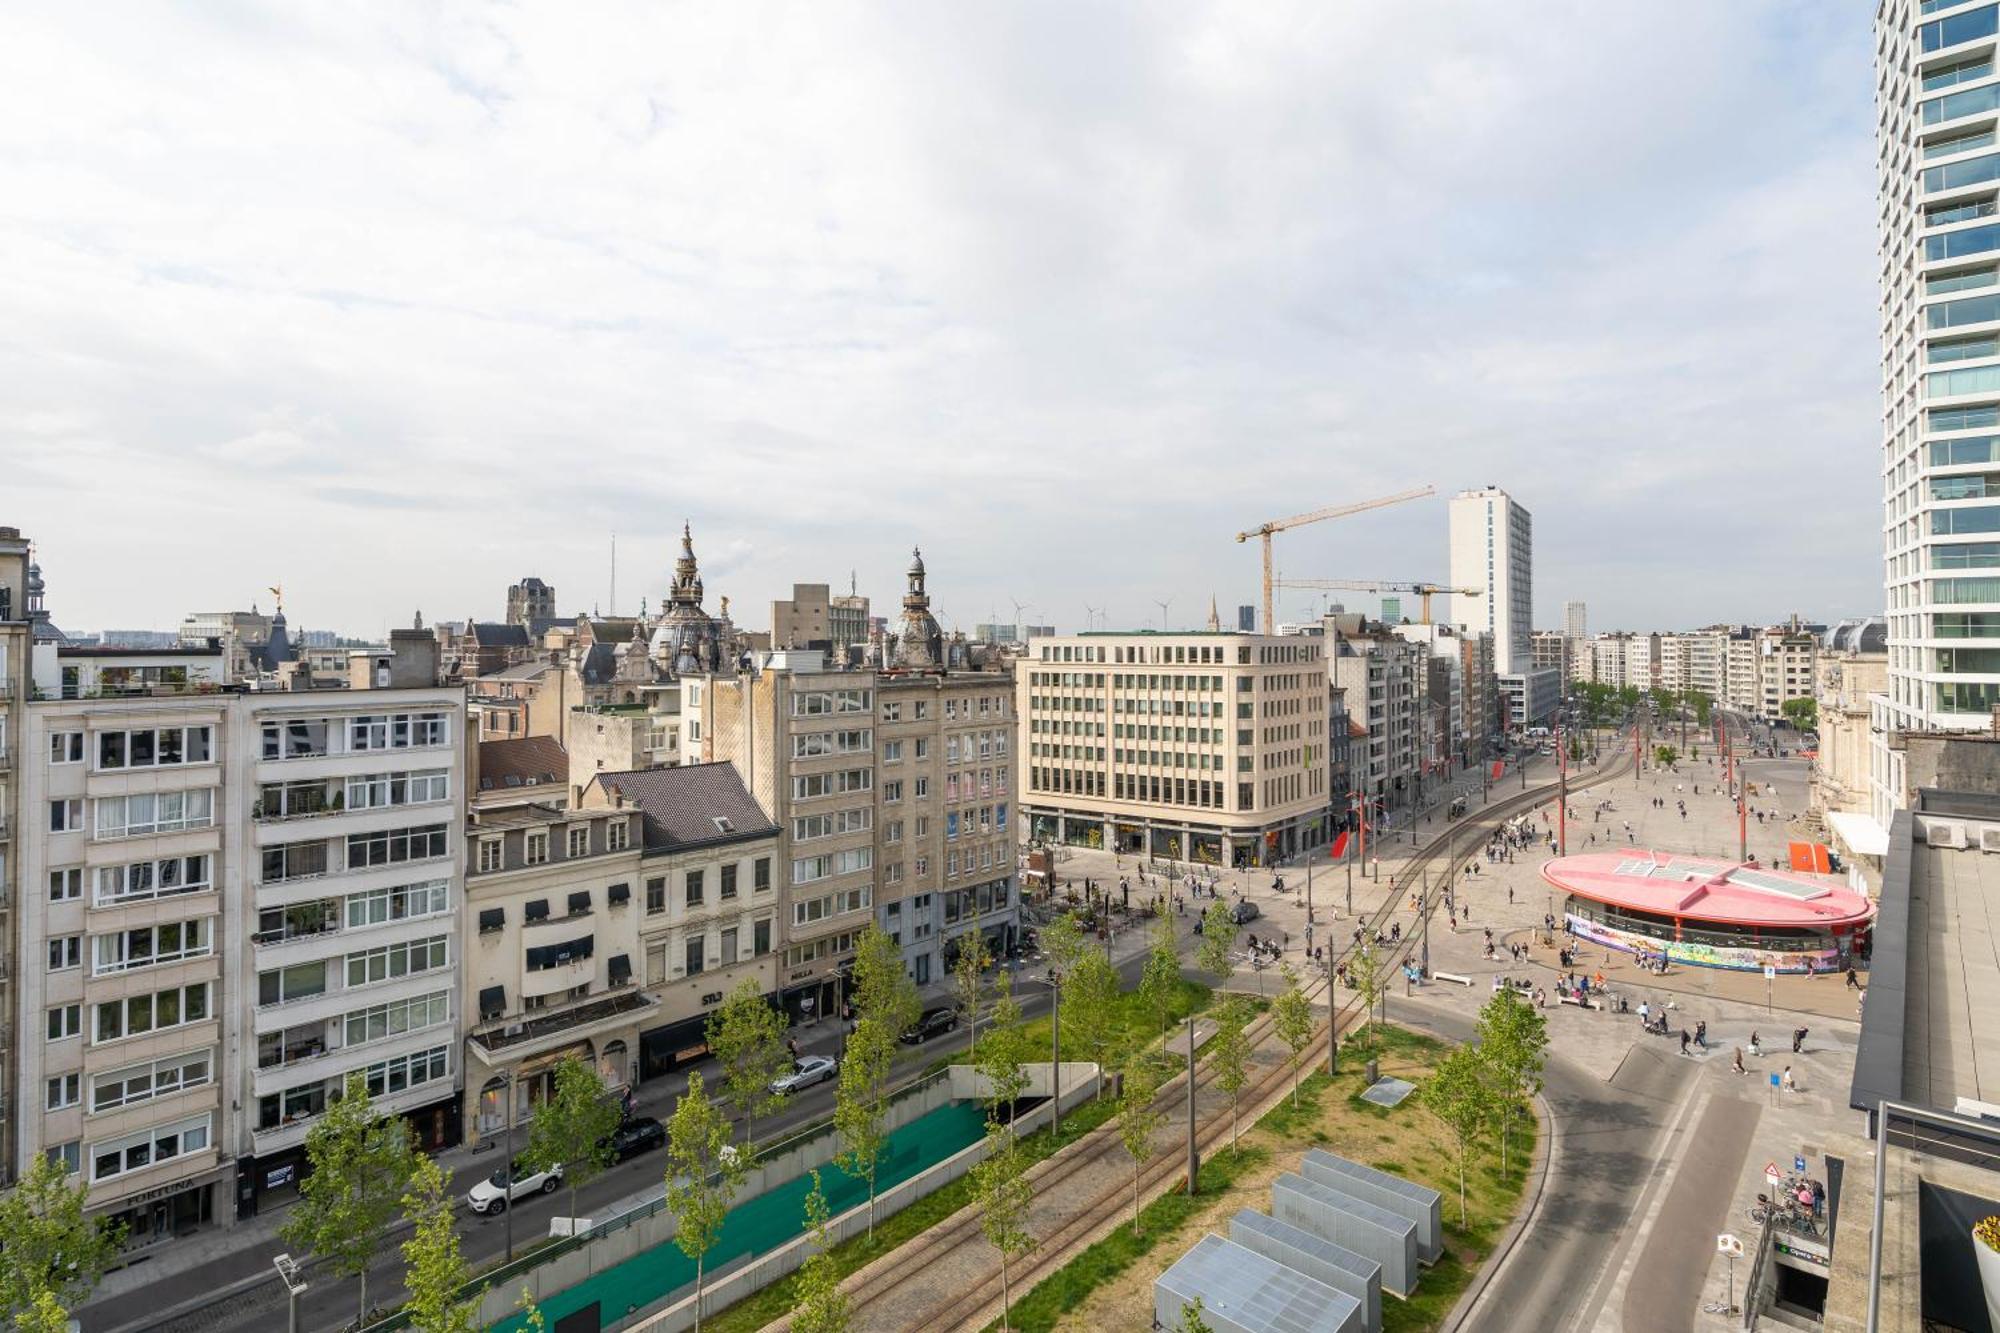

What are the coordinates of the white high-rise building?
(1870, 3, 2000, 826)
(1564, 601, 1587, 640)
(1450, 487, 1556, 727)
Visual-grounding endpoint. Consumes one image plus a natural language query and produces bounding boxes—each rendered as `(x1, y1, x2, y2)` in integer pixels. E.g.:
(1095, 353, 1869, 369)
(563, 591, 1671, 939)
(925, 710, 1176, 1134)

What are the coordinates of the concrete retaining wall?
(1272, 1173, 1418, 1297)
(1301, 1148, 1443, 1266)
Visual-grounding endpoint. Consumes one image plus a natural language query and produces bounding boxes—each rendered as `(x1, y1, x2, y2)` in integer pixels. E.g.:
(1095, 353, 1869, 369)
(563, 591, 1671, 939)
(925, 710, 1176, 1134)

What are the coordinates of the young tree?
(1063, 946, 1119, 1098)
(1419, 1045, 1490, 1225)
(524, 1053, 623, 1222)
(1210, 995, 1252, 1147)
(1653, 744, 1679, 769)
(0, 1153, 123, 1324)
(399, 1155, 479, 1333)
(850, 922, 921, 1037)
(1175, 1296, 1216, 1333)
(1139, 914, 1182, 1035)
(1195, 899, 1238, 979)
(973, 1126, 1036, 1331)
(1476, 988, 1549, 1176)
(976, 970, 1030, 1124)
(792, 1171, 851, 1333)
(1347, 938, 1388, 1051)
(1271, 964, 1314, 1108)
(834, 1015, 897, 1240)
(1116, 1057, 1163, 1235)
(1039, 910, 1090, 987)
(1782, 697, 1818, 731)
(708, 977, 793, 1146)
(280, 1073, 419, 1326)
(952, 928, 995, 1060)
(664, 1071, 747, 1333)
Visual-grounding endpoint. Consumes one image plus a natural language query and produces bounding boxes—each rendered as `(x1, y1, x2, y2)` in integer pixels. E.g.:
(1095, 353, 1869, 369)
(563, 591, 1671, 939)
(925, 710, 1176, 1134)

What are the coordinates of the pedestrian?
(1733, 1047, 1746, 1075)
(1679, 1029, 1690, 1055)
(1845, 964, 1859, 990)
(1792, 1026, 1808, 1054)
(1695, 1020, 1708, 1050)
(1782, 1065, 1796, 1093)
(1508, 885, 1514, 905)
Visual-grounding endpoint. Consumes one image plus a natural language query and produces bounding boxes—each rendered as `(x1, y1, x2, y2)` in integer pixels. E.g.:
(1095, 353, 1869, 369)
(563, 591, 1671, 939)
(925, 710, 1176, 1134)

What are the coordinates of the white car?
(466, 1160, 564, 1215)
(769, 1054, 838, 1096)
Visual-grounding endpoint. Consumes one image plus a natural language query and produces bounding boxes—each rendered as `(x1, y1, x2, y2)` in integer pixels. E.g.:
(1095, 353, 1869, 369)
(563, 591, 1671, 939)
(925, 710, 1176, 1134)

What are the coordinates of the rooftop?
(590, 760, 776, 851)
(1541, 851, 1874, 930)
(477, 735, 567, 791)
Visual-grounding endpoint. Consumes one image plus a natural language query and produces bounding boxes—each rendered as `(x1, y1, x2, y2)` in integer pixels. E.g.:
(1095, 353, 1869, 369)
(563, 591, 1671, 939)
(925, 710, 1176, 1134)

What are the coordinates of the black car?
(606, 1116, 665, 1162)
(901, 1007, 959, 1044)
(1231, 900, 1261, 926)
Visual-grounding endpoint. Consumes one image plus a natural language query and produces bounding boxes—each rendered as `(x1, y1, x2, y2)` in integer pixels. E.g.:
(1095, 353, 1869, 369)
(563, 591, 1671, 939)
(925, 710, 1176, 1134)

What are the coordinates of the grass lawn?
(703, 977, 1216, 1333)
(1007, 1021, 1540, 1333)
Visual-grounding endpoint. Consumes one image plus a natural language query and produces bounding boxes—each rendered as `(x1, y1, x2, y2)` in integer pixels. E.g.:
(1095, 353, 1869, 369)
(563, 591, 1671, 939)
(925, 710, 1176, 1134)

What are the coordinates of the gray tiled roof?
(478, 736, 568, 790)
(471, 622, 531, 648)
(592, 762, 775, 850)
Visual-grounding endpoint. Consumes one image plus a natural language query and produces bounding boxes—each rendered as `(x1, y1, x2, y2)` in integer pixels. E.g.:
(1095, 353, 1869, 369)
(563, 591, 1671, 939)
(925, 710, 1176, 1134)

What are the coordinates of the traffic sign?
(1794, 1155, 1807, 1174)
(1764, 966, 1777, 980)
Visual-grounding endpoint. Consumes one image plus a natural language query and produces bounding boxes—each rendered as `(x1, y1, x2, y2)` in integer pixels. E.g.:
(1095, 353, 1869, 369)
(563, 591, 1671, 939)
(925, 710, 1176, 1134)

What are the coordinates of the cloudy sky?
(1, 2, 1878, 640)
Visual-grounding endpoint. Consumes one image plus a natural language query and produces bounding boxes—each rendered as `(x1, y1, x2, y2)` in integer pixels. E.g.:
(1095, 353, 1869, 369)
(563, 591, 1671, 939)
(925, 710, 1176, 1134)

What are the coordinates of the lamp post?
(1184, 1015, 1199, 1195)
(273, 1253, 308, 1333)
(502, 1068, 519, 1262)
(1048, 966, 1063, 1139)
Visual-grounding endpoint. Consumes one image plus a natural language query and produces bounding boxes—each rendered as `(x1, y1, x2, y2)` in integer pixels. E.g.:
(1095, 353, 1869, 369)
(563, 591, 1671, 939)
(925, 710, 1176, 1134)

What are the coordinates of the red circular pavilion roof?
(1540, 851, 1873, 931)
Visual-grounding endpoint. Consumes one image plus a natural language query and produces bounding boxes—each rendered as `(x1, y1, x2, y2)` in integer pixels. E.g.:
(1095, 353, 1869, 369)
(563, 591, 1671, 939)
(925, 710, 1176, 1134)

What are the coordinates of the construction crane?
(1275, 578, 1482, 626)
(1235, 486, 1433, 635)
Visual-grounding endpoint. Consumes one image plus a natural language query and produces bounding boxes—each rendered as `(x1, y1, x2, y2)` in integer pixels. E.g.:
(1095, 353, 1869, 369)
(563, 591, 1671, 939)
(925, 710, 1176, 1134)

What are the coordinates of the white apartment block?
(1564, 601, 1588, 640)
(1019, 631, 1331, 868)
(1873, 2, 2000, 824)
(1450, 487, 1558, 726)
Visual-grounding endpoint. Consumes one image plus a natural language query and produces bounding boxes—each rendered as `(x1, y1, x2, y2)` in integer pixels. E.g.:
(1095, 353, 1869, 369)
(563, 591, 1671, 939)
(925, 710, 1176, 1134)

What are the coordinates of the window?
(342, 991, 450, 1047)
(344, 935, 448, 987)
(792, 808, 873, 841)
(92, 919, 212, 975)
(91, 1051, 212, 1113)
(720, 863, 738, 900)
(607, 821, 630, 851)
(755, 857, 771, 892)
(345, 769, 450, 810)
(685, 936, 705, 975)
(567, 826, 590, 858)
(478, 838, 502, 873)
(348, 876, 450, 928)
(754, 920, 772, 955)
(90, 1115, 212, 1183)
(261, 718, 331, 759)
(914, 701, 929, 720)
(646, 876, 667, 914)
(49, 867, 82, 902)
(46, 1073, 80, 1111)
(45, 1143, 80, 1175)
(262, 841, 329, 884)
(49, 799, 83, 832)
(1923, 4, 2000, 54)
(791, 729, 873, 758)
(95, 982, 210, 1042)
(48, 1004, 82, 1041)
(791, 847, 873, 884)
(257, 962, 327, 1007)
(347, 823, 449, 869)
(915, 777, 929, 799)
(720, 927, 739, 965)
(525, 831, 550, 865)
(882, 780, 903, 803)
(685, 870, 705, 906)
(347, 712, 450, 750)
(48, 732, 83, 763)
(95, 789, 214, 838)
(883, 740, 904, 762)
(915, 738, 929, 761)
(793, 886, 870, 926)
(95, 725, 213, 770)
(792, 769, 871, 799)
(360, 1045, 449, 1099)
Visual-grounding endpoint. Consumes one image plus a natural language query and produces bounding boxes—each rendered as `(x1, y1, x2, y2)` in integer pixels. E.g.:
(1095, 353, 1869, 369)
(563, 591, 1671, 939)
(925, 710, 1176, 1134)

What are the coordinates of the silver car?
(769, 1053, 837, 1095)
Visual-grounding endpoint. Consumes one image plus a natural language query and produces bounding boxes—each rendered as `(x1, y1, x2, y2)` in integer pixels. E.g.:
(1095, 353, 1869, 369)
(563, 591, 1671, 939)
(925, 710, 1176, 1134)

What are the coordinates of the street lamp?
(1047, 966, 1063, 1138)
(501, 1068, 520, 1261)
(273, 1253, 309, 1333)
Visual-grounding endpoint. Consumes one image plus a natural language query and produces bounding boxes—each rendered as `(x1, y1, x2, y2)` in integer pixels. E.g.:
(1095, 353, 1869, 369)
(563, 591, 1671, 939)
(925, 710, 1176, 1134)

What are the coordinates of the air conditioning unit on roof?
(1981, 827, 2000, 854)
(1928, 821, 1967, 849)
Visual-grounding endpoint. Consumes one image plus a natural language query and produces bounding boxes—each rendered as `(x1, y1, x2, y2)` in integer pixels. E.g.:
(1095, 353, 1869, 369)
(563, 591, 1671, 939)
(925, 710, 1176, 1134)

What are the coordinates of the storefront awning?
(1827, 810, 1891, 859)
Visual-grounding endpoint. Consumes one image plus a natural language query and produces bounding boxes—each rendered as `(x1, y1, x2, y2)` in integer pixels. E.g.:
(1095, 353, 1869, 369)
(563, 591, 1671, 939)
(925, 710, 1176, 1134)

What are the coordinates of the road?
(83, 938, 1173, 1333)
(1409, 1008, 1694, 1333)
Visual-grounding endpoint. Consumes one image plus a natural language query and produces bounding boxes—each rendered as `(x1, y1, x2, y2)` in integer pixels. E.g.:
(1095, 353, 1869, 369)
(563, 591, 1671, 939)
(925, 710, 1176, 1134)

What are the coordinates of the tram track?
(812, 745, 1637, 1332)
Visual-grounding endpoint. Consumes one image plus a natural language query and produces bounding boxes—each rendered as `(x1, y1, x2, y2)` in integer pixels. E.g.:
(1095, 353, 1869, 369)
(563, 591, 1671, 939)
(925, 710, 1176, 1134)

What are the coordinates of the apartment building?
(581, 763, 780, 1079)
(16, 643, 234, 1247)
(237, 649, 466, 1216)
(0, 529, 36, 1186)
(1326, 618, 1424, 817)
(875, 671, 1014, 988)
(1449, 486, 1558, 726)
(1530, 630, 1573, 686)
(459, 740, 653, 1149)
(772, 582, 871, 658)
(1019, 631, 1329, 868)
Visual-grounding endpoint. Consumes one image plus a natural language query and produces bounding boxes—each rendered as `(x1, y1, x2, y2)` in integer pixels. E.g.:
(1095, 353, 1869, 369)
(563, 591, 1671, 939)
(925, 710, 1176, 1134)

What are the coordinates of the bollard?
(1364, 1058, 1379, 1086)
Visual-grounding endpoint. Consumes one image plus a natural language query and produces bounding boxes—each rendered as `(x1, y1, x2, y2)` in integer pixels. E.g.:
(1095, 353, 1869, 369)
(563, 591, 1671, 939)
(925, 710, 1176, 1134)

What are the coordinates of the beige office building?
(1018, 632, 1330, 868)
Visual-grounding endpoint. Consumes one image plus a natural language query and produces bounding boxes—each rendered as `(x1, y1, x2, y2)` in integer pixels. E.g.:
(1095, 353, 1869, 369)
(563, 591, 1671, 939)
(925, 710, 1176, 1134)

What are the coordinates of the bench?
(1432, 972, 1475, 987)
(1557, 993, 1593, 1008)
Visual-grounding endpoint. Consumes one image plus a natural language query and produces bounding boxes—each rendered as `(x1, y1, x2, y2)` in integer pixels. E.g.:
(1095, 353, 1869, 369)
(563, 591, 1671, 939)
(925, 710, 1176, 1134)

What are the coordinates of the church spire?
(1206, 595, 1220, 632)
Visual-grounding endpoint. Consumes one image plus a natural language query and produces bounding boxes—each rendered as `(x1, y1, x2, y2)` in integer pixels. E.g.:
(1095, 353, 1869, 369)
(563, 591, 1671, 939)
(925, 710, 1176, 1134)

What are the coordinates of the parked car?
(1230, 900, 1261, 926)
(466, 1159, 564, 1215)
(769, 1053, 838, 1095)
(606, 1116, 665, 1162)
(900, 1007, 959, 1045)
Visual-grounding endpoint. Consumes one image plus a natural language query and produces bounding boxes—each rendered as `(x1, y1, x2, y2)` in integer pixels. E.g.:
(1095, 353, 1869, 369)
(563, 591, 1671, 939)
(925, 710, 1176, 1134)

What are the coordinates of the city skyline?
(2, 4, 1877, 633)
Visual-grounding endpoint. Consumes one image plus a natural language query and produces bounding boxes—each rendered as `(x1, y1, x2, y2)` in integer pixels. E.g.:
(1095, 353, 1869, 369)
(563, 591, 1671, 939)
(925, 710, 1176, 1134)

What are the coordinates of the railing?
(252, 920, 341, 948)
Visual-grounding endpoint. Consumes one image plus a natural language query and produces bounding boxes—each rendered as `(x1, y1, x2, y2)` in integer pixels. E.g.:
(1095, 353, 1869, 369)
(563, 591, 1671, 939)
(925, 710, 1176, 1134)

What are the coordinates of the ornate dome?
(894, 545, 945, 670)
(648, 523, 726, 675)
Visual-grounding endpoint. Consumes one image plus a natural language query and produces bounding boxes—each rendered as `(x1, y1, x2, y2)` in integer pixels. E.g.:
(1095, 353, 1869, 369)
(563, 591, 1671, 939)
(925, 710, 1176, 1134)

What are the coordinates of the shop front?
(243, 1088, 462, 1216)
(110, 1169, 225, 1249)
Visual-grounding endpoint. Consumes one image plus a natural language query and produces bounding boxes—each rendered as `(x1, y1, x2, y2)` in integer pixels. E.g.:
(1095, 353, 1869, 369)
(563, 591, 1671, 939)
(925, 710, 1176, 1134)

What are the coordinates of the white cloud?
(0, 1, 1878, 635)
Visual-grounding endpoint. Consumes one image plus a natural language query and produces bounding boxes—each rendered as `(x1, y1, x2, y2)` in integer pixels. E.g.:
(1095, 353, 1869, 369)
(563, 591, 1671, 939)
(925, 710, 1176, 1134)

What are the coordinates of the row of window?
(793, 885, 871, 926)
(641, 858, 772, 912)
(91, 789, 215, 839)
(261, 712, 450, 759)
(792, 728, 872, 758)
(264, 823, 450, 883)
(473, 819, 631, 872)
